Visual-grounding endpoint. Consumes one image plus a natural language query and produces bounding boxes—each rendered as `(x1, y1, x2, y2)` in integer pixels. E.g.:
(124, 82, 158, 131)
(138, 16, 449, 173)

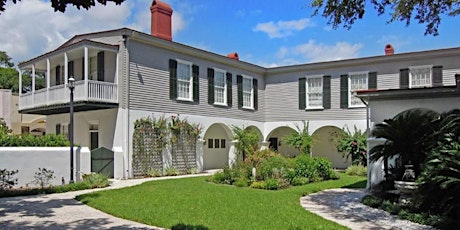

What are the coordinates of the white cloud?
(0, 0, 190, 65)
(253, 18, 314, 38)
(293, 40, 363, 62)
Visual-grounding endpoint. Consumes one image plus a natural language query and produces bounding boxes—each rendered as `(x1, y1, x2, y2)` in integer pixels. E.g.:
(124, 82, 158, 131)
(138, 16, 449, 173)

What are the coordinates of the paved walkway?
(1, 174, 435, 230)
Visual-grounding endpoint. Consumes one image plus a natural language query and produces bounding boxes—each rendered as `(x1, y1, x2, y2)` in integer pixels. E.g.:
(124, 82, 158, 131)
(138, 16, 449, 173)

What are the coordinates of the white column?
(260, 141, 270, 150)
(196, 139, 205, 172)
(18, 69, 22, 96)
(46, 58, 50, 105)
(84, 47, 88, 99)
(31, 64, 35, 105)
(64, 52, 68, 87)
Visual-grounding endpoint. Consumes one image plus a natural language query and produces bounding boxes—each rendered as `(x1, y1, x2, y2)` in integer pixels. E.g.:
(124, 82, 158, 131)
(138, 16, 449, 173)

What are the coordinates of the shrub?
(234, 177, 249, 187)
(0, 169, 18, 190)
(32, 168, 55, 188)
(258, 155, 291, 181)
(312, 157, 336, 180)
(148, 168, 162, 177)
(0, 133, 69, 147)
(165, 167, 179, 176)
(250, 181, 266, 189)
(345, 165, 367, 176)
(265, 179, 278, 190)
(83, 173, 109, 188)
(362, 194, 382, 208)
(291, 177, 309, 186)
(294, 155, 318, 180)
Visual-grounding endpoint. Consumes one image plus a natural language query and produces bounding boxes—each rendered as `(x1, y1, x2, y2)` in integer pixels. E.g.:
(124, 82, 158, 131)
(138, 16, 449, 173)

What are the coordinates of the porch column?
(64, 52, 68, 88)
(228, 140, 238, 168)
(18, 69, 22, 96)
(46, 58, 50, 105)
(31, 64, 35, 105)
(84, 47, 88, 99)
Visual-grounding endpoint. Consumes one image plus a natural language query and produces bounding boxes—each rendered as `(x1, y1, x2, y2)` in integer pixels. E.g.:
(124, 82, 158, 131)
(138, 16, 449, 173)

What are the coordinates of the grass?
(76, 173, 366, 230)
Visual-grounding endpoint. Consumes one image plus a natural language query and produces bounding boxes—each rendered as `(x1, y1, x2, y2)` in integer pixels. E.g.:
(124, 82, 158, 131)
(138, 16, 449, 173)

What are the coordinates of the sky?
(1, 0, 460, 68)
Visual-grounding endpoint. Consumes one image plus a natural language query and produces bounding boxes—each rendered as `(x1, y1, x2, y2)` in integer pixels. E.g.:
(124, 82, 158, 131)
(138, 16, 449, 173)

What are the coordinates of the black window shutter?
(299, 78, 306, 110)
(400, 68, 409, 89)
(169, 59, 178, 100)
(68, 61, 74, 78)
(55, 66, 61, 85)
(323, 76, 331, 109)
(193, 65, 199, 102)
(56, 124, 61, 135)
(432, 65, 443, 87)
(207, 68, 214, 105)
(237, 75, 243, 109)
(340, 75, 349, 109)
(253, 78, 258, 110)
(97, 51, 104, 81)
(368, 72, 377, 89)
(226, 72, 232, 106)
(81, 58, 85, 79)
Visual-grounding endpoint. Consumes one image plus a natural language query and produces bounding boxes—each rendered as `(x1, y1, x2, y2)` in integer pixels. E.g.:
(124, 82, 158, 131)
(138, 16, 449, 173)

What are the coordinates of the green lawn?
(76, 174, 366, 230)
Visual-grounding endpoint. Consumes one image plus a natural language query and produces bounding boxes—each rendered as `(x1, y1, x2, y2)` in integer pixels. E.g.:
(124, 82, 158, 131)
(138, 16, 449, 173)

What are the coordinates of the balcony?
(19, 80, 118, 115)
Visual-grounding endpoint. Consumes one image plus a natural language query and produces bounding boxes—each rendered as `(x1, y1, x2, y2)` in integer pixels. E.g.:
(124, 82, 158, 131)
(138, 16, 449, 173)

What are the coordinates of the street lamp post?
(68, 77, 75, 184)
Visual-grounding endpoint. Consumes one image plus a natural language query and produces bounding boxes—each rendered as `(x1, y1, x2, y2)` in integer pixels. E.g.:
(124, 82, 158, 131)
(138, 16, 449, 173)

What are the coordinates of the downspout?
(359, 95, 371, 190)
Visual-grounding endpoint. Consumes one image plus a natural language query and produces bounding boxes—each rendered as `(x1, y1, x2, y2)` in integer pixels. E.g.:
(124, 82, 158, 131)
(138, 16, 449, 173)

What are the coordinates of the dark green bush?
(294, 154, 318, 179)
(264, 179, 278, 190)
(345, 165, 367, 176)
(313, 157, 337, 180)
(0, 133, 69, 147)
(291, 177, 309, 186)
(257, 155, 290, 181)
(362, 195, 382, 208)
(234, 177, 249, 187)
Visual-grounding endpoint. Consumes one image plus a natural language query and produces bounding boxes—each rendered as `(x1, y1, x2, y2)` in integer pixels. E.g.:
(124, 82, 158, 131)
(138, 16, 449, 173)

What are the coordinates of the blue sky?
(1, 0, 459, 67)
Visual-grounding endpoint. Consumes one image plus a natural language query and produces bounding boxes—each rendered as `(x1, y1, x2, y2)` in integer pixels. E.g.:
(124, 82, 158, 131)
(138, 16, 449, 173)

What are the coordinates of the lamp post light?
(68, 77, 75, 184)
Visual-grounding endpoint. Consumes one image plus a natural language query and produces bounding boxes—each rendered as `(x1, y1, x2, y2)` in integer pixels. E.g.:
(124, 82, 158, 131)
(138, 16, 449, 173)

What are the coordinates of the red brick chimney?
(385, 44, 394, 55)
(150, 0, 173, 41)
(227, 52, 239, 60)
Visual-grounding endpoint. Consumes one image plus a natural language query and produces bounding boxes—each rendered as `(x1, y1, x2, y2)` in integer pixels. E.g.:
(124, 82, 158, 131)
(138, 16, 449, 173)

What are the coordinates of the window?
(214, 68, 227, 105)
(349, 72, 368, 107)
(242, 75, 253, 109)
(409, 65, 432, 88)
(177, 60, 193, 101)
(89, 122, 99, 150)
(305, 76, 323, 109)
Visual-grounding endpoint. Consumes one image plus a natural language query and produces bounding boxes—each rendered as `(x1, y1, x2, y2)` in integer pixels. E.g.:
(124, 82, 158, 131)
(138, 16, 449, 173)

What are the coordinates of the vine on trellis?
(132, 115, 202, 177)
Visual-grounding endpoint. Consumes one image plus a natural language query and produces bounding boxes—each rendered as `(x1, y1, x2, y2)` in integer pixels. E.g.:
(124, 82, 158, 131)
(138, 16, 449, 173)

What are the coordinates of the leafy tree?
(232, 126, 260, 162)
(0, 118, 11, 135)
(282, 121, 314, 156)
(0, 0, 125, 14)
(332, 126, 367, 166)
(0, 51, 13, 67)
(310, 0, 460, 36)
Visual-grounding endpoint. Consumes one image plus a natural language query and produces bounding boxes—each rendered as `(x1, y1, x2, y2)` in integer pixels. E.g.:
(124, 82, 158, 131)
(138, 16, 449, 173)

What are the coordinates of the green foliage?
(249, 181, 266, 189)
(264, 179, 279, 190)
(0, 169, 18, 190)
(0, 118, 11, 135)
(257, 155, 291, 181)
(0, 133, 69, 147)
(148, 168, 162, 177)
(313, 157, 338, 180)
(0, 51, 13, 67)
(233, 177, 249, 187)
(165, 167, 179, 176)
(291, 177, 310, 186)
(282, 120, 314, 155)
(82, 173, 110, 188)
(310, 0, 459, 36)
(332, 126, 367, 166)
(232, 126, 260, 162)
(345, 165, 367, 176)
(370, 108, 440, 178)
(32, 168, 55, 189)
(293, 154, 318, 179)
(168, 115, 202, 144)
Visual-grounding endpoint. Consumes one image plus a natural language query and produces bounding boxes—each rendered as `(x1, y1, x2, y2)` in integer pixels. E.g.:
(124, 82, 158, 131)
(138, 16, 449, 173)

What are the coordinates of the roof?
(356, 85, 460, 101)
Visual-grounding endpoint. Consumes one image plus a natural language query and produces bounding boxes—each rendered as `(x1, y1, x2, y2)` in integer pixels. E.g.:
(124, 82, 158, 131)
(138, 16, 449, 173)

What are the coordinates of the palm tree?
(369, 108, 441, 180)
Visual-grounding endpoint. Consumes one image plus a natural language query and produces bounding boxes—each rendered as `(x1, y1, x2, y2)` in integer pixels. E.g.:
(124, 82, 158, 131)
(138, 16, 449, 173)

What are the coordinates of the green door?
(91, 147, 114, 178)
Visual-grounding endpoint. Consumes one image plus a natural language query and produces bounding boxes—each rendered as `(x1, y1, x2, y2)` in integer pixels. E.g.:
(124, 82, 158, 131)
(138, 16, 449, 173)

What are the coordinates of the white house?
(17, 0, 460, 180)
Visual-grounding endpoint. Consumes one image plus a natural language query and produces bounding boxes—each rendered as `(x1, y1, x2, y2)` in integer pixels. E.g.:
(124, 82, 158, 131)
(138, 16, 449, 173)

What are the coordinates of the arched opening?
(203, 123, 232, 170)
(311, 126, 349, 169)
(266, 126, 299, 157)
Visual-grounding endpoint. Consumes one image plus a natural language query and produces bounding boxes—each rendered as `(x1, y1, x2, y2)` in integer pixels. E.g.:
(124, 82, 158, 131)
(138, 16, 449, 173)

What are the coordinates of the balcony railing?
(19, 80, 118, 111)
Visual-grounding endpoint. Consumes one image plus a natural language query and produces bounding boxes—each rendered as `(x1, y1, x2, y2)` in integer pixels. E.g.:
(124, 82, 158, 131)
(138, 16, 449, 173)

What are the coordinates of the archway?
(202, 123, 232, 170)
(266, 126, 299, 157)
(311, 126, 349, 169)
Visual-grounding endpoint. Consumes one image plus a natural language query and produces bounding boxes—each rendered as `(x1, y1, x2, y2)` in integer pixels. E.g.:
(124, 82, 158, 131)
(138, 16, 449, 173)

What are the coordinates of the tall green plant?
(332, 126, 367, 166)
(282, 121, 314, 156)
(232, 126, 260, 163)
(370, 108, 441, 179)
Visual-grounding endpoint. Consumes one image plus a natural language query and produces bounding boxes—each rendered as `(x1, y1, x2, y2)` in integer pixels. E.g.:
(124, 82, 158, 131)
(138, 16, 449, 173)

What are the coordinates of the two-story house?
(17, 0, 460, 179)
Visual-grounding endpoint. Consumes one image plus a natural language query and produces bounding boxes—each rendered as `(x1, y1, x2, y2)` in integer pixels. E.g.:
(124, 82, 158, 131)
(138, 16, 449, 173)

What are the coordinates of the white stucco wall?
(0, 147, 90, 188)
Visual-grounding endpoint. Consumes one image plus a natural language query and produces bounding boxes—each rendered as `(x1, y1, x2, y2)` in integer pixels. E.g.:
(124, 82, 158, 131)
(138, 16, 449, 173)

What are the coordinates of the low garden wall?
(0, 147, 91, 188)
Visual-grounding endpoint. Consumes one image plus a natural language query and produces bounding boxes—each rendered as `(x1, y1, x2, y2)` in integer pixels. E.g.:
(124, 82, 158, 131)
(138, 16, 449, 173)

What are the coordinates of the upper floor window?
(177, 60, 193, 101)
(409, 65, 432, 88)
(306, 76, 323, 109)
(214, 68, 227, 105)
(237, 75, 258, 110)
(169, 59, 199, 102)
(349, 72, 368, 107)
